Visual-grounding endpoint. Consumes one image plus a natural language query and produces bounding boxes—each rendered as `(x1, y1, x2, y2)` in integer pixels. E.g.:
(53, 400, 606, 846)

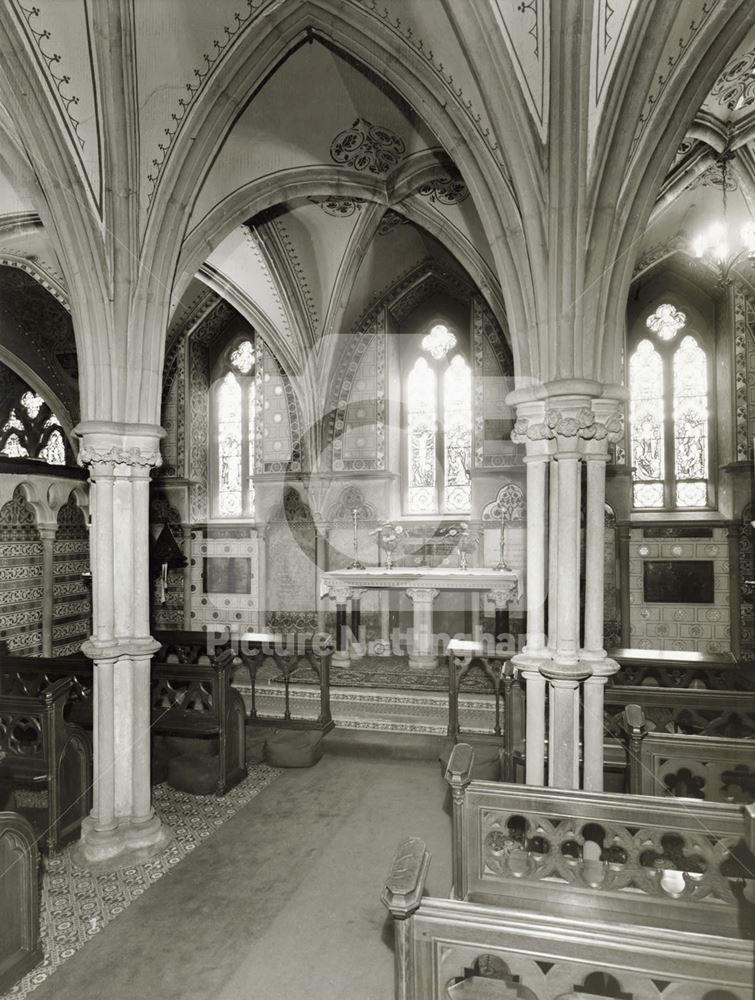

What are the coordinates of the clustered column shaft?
(510, 385, 624, 790)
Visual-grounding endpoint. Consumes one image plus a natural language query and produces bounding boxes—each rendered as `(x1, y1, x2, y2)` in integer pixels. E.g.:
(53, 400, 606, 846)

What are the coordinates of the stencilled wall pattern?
(627, 527, 731, 653)
(52, 492, 90, 656)
(471, 295, 516, 468)
(255, 343, 299, 473)
(189, 526, 259, 633)
(330, 310, 386, 472)
(733, 285, 755, 462)
(0, 486, 43, 654)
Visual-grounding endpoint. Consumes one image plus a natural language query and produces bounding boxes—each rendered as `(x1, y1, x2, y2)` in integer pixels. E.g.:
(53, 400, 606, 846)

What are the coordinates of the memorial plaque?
(643, 560, 714, 604)
(203, 557, 251, 594)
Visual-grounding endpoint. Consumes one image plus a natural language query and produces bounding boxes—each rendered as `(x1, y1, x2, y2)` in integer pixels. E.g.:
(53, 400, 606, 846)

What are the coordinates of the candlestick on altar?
(495, 508, 511, 572)
(348, 507, 365, 569)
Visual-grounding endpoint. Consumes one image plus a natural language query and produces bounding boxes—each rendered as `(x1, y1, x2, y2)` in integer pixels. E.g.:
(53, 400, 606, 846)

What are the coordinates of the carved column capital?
(75, 422, 165, 477)
(486, 581, 518, 608)
(323, 579, 354, 604)
(405, 587, 440, 605)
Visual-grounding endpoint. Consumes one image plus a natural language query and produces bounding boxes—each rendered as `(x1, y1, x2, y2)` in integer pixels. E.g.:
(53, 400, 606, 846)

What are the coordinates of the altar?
(321, 567, 518, 669)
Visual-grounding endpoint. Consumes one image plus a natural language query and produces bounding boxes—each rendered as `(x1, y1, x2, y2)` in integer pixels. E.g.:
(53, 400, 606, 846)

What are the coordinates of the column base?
(332, 651, 351, 668)
(72, 813, 172, 872)
(408, 654, 439, 670)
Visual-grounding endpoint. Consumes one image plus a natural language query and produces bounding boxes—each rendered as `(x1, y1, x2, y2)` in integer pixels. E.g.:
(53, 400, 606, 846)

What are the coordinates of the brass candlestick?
(348, 507, 365, 569)
(495, 510, 511, 572)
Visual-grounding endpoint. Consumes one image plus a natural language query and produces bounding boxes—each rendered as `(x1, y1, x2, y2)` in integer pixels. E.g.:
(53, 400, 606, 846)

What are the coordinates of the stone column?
(509, 397, 552, 786)
(74, 422, 171, 869)
(486, 581, 518, 649)
(38, 523, 57, 657)
(324, 580, 353, 668)
(520, 667, 546, 784)
(406, 587, 440, 669)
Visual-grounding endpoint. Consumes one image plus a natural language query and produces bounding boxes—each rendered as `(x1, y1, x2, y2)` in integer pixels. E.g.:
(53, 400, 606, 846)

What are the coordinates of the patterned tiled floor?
(1, 765, 280, 1000)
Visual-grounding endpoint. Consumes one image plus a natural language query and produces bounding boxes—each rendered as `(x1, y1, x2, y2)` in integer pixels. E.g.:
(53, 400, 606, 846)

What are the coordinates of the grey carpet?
(30, 732, 452, 1000)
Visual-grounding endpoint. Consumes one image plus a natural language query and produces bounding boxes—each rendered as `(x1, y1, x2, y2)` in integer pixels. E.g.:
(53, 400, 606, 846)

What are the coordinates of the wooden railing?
(232, 632, 334, 733)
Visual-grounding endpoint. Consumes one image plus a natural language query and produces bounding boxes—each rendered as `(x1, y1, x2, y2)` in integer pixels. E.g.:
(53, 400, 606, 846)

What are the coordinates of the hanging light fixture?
(693, 145, 755, 284)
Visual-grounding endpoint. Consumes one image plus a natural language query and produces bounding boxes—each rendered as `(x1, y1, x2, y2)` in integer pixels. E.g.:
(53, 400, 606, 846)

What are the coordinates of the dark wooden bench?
(0, 810, 42, 992)
(233, 631, 334, 733)
(1, 633, 247, 796)
(151, 648, 246, 794)
(380, 744, 755, 999)
(0, 678, 91, 852)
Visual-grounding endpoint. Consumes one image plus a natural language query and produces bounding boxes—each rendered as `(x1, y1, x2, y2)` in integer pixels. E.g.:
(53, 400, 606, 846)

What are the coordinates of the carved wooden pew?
(232, 631, 334, 734)
(0, 811, 42, 992)
(0, 679, 91, 852)
(151, 642, 247, 795)
(382, 744, 755, 999)
(619, 707, 755, 803)
(1, 633, 247, 796)
(609, 647, 755, 690)
(0, 653, 94, 728)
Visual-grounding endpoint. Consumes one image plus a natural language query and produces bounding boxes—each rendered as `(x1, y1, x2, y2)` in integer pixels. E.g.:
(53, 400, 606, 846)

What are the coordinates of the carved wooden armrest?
(381, 837, 430, 920)
(445, 742, 475, 791)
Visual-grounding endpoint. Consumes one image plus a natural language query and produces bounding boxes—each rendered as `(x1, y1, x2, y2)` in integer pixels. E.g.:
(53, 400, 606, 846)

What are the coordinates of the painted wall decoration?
(329, 118, 405, 174)
(255, 343, 300, 473)
(330, 311, 386, 472)
(734, 286, 755, 462)
(0, 486, 43, 654)
(265, 488, 318, 633)
(53, 493, 90, 655)
(471, 295, 516, 468)
(627, 527, 730, 653)
(189, 526, 258, 633)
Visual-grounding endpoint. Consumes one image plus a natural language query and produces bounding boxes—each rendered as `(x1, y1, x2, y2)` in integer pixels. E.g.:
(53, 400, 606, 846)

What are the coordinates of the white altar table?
(321, 567, 518, 669)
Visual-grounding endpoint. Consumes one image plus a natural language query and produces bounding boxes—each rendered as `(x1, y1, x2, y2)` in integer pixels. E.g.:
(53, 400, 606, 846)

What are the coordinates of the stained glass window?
(629, 324, 711, 510)
(443, 355, 471, 513)
(215, 339, 256, 518)
(407, 357, 436, 514)
(673, 336, 708, 508)
(629, 340, 664, 509)
(0, 378, 69, 466)
(405, 338, 472, 516)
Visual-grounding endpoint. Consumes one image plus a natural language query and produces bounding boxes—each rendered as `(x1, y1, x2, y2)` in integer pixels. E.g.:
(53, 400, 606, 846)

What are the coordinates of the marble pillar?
(509, 384, 624, 790)
(74, 422, 171, 869)
(406, 587, 439, 669)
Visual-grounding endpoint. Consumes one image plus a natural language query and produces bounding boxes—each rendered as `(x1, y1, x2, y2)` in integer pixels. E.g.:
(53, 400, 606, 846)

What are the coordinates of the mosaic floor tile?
(1, 764, 280, 1000)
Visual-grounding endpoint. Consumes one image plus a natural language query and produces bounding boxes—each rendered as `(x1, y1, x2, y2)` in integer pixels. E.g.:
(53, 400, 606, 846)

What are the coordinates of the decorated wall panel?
(52, 493, 90, 655)
(733, 286, 755, 462)
(627, 527, 730, 653)
(255, 343, 299, 473)
(330, 311, 386, 472)
(264, 488, 318, 633)
(471, 295, 517, 468)
(189, 526, 259, 633)
(0, 486, 42, 654)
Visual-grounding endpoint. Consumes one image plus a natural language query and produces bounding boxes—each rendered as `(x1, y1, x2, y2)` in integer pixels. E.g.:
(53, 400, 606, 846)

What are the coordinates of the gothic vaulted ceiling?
(0, 0, 753, 422)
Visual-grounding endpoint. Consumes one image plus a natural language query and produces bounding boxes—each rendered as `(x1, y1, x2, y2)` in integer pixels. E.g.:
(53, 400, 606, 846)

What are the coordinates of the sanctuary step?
(233, 679, 498, 736)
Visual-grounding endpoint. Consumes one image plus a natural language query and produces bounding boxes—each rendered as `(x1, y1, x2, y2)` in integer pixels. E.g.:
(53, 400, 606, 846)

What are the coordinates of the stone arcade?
(0, 2, 753, 998)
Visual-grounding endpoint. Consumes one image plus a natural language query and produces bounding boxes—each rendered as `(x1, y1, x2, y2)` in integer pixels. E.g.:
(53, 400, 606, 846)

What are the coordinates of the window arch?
(405, 326, 472, 515)
(629, 304, 712, 510)
(0, 384, 69, 466)
(213, 338, 256, 518)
